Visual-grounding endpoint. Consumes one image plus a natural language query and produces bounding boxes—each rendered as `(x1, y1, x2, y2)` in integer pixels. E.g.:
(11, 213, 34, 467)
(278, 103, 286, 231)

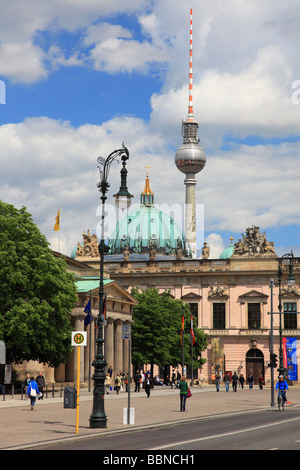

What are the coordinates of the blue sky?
(0, 0, 300, 259)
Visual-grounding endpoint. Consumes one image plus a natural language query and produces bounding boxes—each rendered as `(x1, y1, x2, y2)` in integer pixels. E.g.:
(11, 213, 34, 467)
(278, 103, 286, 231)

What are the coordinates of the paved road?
(28, 406, 300, 451)
(1, 385, 300, 451)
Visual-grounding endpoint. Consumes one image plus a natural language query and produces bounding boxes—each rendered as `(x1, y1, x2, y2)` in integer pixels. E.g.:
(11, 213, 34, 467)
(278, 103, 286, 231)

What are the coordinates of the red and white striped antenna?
(188, 8, 194, 121)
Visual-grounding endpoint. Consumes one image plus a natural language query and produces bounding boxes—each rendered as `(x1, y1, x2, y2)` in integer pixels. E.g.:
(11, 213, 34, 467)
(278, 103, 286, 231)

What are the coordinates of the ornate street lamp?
(89, 144, 133, 429)
(277, 251, 295, 379)
(269, 279, 275, 407)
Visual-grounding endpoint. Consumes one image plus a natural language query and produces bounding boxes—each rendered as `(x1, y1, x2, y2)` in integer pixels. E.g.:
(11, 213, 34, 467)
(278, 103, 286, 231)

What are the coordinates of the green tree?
(131, 287, 207, 374)
(0, 202, 77, 366)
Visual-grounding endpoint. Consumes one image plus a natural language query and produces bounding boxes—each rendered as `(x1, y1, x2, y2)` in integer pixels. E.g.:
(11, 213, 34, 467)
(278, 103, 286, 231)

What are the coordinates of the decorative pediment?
(281, 286, 300, 298)
(208, 286, 229, 299)
(181, 292, 202, 300)
(238, 290, 269, 302)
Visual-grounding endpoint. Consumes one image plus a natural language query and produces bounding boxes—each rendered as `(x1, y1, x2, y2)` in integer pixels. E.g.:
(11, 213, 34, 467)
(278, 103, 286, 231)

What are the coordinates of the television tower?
(175, 8, 206, 257)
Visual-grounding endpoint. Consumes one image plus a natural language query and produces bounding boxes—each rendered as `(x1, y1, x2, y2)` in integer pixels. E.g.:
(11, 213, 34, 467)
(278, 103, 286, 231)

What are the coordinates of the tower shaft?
(175, 8, 206, 258)
(184, 174, 197, 255)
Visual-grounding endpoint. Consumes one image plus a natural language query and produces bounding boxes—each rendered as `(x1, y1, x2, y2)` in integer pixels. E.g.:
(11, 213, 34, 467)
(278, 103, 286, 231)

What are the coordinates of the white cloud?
(150, 44, 300, 150)
(88, 37, 167, 74)
(1, 1, 300, 257)
(1, 115, 300, 256)
(205, 233, 225, 259)
(0, 42, 47, 83)
(0, 1, 148, 83)
(200, 142, 300, 234)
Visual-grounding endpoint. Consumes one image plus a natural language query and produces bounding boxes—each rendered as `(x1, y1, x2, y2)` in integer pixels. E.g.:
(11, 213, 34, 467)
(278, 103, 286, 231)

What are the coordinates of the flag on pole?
(54, 209, 60, 231)
(101, 295, 106, 321)
(84, 298, 92, 325)
(181, 315, 184, 345)
(190, 315, 195, 345)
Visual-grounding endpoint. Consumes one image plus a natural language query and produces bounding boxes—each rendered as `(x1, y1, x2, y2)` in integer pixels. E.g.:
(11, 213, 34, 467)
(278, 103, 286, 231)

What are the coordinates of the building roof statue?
(202, 242, 210, 259)
(232, 226, 276, 257)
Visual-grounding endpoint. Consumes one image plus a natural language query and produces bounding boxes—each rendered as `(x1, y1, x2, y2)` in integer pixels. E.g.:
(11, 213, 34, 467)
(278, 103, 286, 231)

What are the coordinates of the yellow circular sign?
(73, 333, 84, 345)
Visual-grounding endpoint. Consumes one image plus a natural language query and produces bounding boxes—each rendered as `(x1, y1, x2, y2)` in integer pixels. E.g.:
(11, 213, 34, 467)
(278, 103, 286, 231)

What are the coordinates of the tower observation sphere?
(175, 129, 206, 175)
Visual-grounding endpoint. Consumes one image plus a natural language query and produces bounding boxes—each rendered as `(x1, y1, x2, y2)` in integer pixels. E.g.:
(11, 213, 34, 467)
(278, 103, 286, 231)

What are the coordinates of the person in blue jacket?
(27, 377, 40, 410)
(275, 375, 288, 404)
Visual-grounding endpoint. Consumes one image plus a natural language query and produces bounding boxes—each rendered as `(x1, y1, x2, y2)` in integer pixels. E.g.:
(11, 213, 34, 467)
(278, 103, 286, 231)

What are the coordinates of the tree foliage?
(131, 287, 207, 373)
(0, 202, 77, 366)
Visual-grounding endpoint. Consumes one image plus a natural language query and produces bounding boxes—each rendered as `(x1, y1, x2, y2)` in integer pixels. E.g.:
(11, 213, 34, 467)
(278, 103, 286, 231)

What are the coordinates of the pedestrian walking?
(176, 369, 181, 388)
(247, 373, 254, 389)
(144, 375, 153, 398)
(115, 373, 122, 395)
(224, 372, 230, 392)
(141, 371, 145, 388)
(179, 376, 188, 412)
(134, 370, 141, 392)
(124, 373, 129, 392)
(105, 373, 111, 394)
(27, 377, 40, 410)
(108, 365, 113, 378)
(232, 371, 238, 392)
(239, 374, 245, 389)
(171, 369, 176, 389)
(199, 373, 204, 388)
(35, 371, 45, 400)
(259, 374, 264, 390)
(215, 372, 221, 392)
(24, 373, 31, 400)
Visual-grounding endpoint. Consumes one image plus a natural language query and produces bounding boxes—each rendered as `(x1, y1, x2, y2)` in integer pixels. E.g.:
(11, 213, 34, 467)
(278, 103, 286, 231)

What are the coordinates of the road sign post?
(122, 324, 134, 424)
(71, 332, 87, 434)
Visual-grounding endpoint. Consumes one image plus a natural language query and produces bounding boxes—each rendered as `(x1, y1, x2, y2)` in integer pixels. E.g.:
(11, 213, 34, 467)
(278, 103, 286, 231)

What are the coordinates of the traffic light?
(270, 352, 278, 368)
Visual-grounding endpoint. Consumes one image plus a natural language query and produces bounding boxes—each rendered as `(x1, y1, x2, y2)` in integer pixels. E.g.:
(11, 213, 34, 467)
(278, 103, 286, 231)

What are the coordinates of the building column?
(84, 321, 94, 384)
(105, 319, 114, 376)
(114, 320, 123, 375)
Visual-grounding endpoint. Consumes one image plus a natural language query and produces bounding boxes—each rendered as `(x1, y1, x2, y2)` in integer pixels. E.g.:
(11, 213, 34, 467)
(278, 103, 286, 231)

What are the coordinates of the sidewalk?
(1, 384, 299, 450)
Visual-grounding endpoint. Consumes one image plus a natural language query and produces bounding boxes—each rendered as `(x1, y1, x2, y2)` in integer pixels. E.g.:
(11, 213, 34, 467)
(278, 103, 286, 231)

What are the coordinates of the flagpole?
(181, 308, 184, 376)
(54, 209, 60, 252)
(191, 314, 194, 387)
(89, 291, 92, 392)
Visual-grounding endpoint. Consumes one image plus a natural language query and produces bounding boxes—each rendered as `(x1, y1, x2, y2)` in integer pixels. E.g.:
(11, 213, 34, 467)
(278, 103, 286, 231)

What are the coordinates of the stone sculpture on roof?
(76, 229, 99, 258)
(233, 226, 276, 257)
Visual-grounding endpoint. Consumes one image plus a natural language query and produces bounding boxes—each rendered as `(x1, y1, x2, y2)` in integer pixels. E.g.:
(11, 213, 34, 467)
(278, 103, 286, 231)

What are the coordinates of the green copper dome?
(219, 237, 234, 259)
(108, 172, 186, 256)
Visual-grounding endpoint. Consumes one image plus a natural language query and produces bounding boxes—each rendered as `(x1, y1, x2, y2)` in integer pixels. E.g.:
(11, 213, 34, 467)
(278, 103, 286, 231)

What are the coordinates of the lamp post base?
(89, 388, 108, 428)
(89, 417, 108, 429)
(89, 353, 107, 428)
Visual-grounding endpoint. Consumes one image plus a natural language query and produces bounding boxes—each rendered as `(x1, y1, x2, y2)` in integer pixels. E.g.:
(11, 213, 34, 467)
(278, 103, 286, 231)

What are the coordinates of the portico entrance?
(246, 348, 264, 385)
